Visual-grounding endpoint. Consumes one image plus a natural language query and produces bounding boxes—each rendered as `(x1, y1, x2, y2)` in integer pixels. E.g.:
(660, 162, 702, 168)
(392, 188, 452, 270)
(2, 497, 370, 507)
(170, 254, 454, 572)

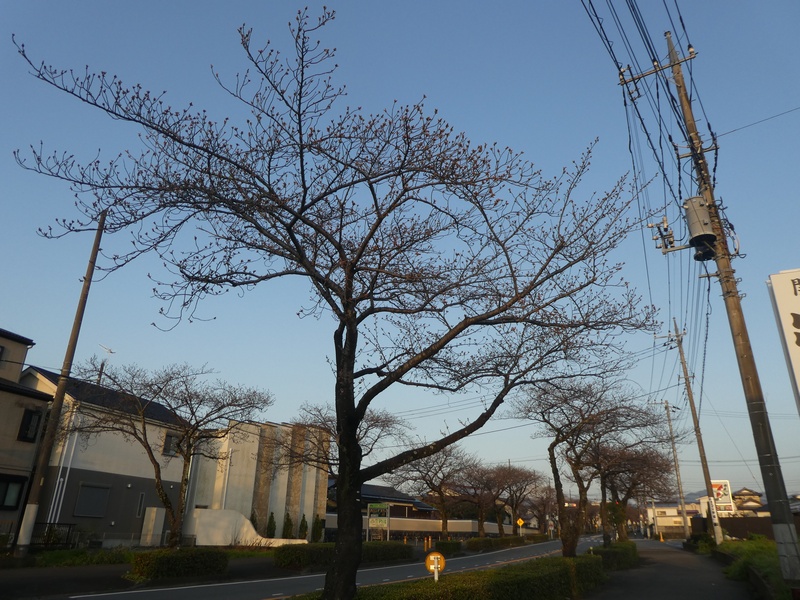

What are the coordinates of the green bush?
(718, 537, 790, 600)
(274, 541, 414, 570)
(588, 540, 639, 570)
(524, 532, 549, 543)
(464, 536, 525, 552)
(282, 513, 295, 539)
(311, 514, 325, 543)
(127, 548, 228, 582)
(434, 540, 462, 556)
(685, 531, 716, 554)
(266, 512, 276, 538)
(298, 514, 309, 540)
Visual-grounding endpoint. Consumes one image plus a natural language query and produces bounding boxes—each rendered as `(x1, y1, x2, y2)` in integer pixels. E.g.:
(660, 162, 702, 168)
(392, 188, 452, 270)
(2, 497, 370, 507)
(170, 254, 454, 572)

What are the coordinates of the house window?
(74, 483, 111, 518)
(0, 475, 26, 510)
(17, 409, 42, 443)
(162, 433, 180, 456)
(136, 492, 145, 518)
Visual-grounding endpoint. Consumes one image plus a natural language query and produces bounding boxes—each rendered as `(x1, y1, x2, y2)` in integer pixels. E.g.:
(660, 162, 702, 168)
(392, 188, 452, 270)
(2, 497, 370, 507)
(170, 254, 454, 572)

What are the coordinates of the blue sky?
(2, 1, 799, 498)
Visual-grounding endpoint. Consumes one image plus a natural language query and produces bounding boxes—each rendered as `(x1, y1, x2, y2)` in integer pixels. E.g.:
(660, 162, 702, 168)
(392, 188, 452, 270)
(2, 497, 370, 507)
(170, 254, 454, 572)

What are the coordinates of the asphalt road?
(54, 537, 600, 600)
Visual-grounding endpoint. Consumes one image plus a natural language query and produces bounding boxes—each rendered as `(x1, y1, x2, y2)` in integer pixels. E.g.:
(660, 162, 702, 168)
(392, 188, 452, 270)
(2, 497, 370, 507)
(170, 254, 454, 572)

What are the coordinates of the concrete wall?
(183, 508, 308, 547)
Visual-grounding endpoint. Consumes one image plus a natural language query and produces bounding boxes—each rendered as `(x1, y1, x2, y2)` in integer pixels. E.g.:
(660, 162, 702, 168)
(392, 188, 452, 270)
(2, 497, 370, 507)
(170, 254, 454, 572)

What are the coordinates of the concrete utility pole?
(664, 400, 690, 539)
(665, 31, 800, 586)
(672, 321, 722, 544)
(16, 211, 106, 555)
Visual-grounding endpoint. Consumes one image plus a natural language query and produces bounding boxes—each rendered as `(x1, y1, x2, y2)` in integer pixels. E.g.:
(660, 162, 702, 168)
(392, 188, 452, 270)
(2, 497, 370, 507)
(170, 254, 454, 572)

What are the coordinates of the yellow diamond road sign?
(517, 518, 525, 527)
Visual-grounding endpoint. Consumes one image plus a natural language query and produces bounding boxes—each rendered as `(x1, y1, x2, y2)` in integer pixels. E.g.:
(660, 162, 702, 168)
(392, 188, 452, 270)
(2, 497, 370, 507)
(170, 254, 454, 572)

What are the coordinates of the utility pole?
(664, 400, 690, 539)
(15, 211, 106, 555)
(664, 31, 800, 585)
(672, 319, 723, 544)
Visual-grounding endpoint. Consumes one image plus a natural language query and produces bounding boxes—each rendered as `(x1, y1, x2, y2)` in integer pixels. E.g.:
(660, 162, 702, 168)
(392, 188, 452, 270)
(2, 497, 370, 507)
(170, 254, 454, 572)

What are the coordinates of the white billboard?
(767, 268, 800, 416)
(711, 480, 735, 514)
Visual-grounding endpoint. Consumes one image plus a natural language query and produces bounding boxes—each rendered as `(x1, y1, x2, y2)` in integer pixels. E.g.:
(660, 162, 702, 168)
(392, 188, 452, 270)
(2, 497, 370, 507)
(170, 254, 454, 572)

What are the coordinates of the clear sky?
(2, 1, 799, 500)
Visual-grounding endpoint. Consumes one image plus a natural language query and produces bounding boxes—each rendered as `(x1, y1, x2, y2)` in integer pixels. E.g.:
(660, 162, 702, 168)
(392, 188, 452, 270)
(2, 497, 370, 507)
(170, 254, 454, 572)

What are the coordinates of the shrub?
(311, 514, 324, 543)
(127, 548, 228, 582)
(266, 512, 276, 538)
(434, 540, 462, 556)
(282, 513, 294, 539)
(298, 514, 309, 540)
(685, 531, 716, 554)
(464, 536, 525, 552)
(588, 540, 639, 570)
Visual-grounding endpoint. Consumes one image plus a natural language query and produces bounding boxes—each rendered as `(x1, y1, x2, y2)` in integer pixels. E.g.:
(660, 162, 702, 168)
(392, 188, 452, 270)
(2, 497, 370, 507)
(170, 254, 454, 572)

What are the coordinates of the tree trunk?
(322, 442, 362, 599)
(600, 475, 612, 548)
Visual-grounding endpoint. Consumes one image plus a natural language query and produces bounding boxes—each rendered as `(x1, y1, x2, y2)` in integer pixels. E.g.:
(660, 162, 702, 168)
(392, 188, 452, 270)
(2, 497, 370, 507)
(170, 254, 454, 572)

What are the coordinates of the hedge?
(588, 540, 639, 570)
(434, 540, 462, 556)
(127, 548, 228, 582)
(293, 554, 605, 600)
(464, 536, 526, 552)
(274, 541, 414, 570)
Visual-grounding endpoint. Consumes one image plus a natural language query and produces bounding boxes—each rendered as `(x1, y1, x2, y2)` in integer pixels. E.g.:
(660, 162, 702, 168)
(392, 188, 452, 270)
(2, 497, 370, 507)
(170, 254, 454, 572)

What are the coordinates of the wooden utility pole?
(672, 320, 722, 544)
(15, 211, 107, 555)
(665, 31, 800, 585)
(664, 400, 690, 539)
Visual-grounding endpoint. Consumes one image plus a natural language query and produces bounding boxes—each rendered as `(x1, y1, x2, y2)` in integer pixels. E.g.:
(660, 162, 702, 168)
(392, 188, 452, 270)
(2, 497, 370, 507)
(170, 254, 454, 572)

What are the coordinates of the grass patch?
(718, 535, 791, 600)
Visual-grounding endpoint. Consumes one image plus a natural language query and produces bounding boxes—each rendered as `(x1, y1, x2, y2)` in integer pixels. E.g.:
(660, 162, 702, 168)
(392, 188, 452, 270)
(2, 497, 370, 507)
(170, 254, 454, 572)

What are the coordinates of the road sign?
(425, 551, 446, 582)
(517, 518, 525, 527)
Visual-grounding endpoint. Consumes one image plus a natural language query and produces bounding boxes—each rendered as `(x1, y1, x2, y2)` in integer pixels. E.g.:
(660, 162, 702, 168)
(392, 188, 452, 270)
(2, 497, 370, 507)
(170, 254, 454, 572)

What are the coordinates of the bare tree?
(384, 445, 474, 538)
(72, 358, 272, 547)
(601, 445, 674, 541)
(515, 379, 661, 556)
(495, 464, 544, 536)
(450, 462, 499, 538)
(525, 483, 558, 535)
(270, 402, 410, 477)
(15, 10, 654, 598)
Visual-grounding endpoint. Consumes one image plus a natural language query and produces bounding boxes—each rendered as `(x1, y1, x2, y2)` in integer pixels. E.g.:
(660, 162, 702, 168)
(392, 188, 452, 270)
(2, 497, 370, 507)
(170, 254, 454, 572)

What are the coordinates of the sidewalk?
(585, 539, 753, 599)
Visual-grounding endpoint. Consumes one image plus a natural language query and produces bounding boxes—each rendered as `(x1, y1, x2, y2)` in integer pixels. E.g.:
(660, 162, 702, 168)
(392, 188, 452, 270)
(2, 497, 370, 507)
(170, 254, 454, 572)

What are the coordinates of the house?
(21, 366, 186, 547)
(20, 366, 329, 548)
(731, 487, 765, 515)
(0, 324, 330, 549)
(0, 329, 52, 546)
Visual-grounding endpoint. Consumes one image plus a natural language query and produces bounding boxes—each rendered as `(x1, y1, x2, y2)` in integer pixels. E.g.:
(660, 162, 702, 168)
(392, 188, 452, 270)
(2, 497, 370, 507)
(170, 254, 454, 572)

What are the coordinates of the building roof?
(732, 487, 763, 498)
(0, 377, 52, 402)
(0, 328, 35, 347)
(328, 478, 434, 512)
(31, 367, 183, 427)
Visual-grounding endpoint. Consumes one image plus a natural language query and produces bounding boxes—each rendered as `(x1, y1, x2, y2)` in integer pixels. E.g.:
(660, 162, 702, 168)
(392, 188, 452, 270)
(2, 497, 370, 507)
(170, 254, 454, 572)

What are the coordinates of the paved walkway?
(0, 540, 756, 600)
(585, 539, 753, 599)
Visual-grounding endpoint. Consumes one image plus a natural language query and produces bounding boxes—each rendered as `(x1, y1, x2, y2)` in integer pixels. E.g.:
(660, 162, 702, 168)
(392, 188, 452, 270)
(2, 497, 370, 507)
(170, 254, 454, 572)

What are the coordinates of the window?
(17, 409, 42, 443)
(74, 483, 111, 517)
(136, 492, 145, 518)
(162, 433, 179, 456)
(0, 475, 26, 510)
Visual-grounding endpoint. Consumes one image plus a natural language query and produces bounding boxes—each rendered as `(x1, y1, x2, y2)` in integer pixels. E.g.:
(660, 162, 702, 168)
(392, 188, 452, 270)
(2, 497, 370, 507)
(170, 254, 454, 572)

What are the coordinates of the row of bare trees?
(384, 446, 549, 538)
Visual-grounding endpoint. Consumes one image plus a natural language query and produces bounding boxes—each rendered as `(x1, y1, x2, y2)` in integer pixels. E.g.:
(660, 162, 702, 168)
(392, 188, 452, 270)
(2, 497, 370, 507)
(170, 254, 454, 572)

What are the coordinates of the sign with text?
(767, 268, 800, 416)
(711, 480, 734, 513)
